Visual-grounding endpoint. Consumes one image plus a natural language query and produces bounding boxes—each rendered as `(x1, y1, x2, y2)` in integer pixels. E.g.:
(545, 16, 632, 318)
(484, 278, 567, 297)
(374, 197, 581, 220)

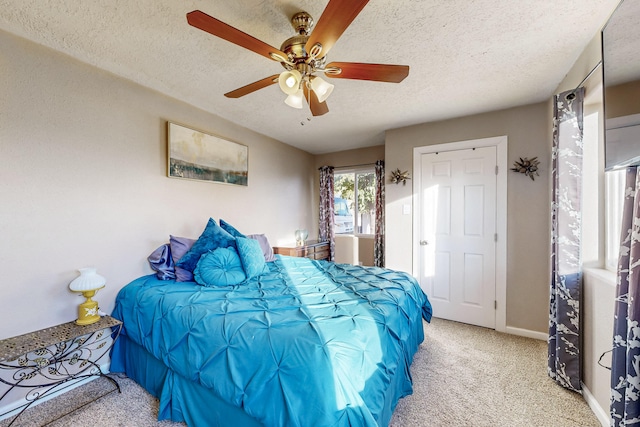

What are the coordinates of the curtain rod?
(566, 60, 602, 100)
(337, 162, 377, 168)
(318, 162, 379, 170)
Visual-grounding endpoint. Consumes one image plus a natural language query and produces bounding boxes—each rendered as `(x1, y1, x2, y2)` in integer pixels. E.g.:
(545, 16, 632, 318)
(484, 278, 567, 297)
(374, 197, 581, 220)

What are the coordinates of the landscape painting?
(168, 122, 248, 186)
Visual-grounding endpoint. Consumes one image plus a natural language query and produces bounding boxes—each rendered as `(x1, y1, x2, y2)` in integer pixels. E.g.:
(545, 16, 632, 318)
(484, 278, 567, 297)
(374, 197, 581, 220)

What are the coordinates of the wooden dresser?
(273, 240, 330, 260)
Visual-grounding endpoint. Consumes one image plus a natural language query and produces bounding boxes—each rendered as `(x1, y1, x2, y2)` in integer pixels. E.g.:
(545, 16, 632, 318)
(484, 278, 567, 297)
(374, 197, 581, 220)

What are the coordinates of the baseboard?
(581, 381, 609, 427)
(504, 326, 548, 341)
(0, 362, 111, 421)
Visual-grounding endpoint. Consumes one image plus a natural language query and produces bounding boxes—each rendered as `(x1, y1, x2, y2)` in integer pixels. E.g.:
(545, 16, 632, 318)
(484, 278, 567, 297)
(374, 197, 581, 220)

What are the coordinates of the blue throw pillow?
(247, 234, 276, 262)
(220, 219, 246, 238)
(236, 236, 268, 279)
(194, 247, 246, 287)
(176, 218, 236, 273)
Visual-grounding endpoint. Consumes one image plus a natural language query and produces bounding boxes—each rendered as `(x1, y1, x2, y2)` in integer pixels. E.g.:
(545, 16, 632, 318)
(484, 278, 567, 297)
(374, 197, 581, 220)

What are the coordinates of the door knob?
(420, 240, 428, 245)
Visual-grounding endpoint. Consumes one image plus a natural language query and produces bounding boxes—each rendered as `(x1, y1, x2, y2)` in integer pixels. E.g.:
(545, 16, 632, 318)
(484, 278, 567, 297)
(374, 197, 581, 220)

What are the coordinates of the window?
(581, 106, 625, 273)
(334, 168, 377, 235)
(605, 168, 626, 271)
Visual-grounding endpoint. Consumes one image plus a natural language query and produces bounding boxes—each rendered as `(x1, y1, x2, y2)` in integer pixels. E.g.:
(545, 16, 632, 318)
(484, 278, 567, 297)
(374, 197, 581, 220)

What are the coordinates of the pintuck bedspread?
(111, 255, 432, 427)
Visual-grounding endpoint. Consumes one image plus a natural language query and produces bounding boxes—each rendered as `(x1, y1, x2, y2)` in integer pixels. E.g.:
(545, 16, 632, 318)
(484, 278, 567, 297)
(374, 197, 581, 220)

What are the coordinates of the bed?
(110, 220, 432, 427)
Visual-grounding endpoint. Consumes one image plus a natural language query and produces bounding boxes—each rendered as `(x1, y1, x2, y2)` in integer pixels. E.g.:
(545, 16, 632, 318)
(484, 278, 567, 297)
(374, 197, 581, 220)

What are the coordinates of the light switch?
(402, 204, 411, 215)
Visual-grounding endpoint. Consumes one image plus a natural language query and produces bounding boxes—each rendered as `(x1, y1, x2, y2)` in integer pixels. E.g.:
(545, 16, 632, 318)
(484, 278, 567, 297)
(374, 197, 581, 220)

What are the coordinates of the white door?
(419, 146, 497, 328)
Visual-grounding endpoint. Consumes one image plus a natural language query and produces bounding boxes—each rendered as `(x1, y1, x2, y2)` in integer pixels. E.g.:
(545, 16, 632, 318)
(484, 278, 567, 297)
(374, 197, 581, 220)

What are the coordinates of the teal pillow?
(176, 218, 236, 273)
(236, 236, 268, 279)
(194, 247, 246, 287)
(220, 219, 246, 238)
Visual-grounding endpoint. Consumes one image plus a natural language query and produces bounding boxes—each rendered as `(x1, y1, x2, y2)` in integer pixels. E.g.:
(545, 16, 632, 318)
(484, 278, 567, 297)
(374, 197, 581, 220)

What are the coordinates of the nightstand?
(0, 316, 122, 425)
(273, 240, 330, 260)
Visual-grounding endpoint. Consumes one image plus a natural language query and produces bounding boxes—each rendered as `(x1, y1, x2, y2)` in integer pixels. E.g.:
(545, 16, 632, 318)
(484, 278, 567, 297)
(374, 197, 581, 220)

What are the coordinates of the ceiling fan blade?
(305, 0, 369, 60)
(304, 88, 329, 116)
(224, 75, 279, 98)
(187, 10, 288, 62)
(324, 62, 409, 83)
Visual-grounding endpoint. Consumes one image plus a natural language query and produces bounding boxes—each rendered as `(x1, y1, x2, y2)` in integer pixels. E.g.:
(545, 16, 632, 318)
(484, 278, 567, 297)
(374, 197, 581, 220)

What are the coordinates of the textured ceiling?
(0, 0, 622, 154)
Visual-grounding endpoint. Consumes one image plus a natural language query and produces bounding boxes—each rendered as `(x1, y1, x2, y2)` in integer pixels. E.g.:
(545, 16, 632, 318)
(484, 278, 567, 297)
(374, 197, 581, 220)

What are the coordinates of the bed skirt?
(111, 334, 263, 426)
(110, 330, 421, 426)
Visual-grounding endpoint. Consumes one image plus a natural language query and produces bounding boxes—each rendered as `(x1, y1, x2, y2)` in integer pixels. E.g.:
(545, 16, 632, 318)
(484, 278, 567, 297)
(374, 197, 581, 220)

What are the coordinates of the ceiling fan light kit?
(278, 69, 302, 95)
(186, 0, 409, 117)
(310, 76, 334, 103)
(285, 90, 305, 109)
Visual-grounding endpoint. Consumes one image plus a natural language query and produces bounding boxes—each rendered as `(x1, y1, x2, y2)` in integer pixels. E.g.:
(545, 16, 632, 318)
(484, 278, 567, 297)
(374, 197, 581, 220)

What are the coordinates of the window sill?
(583, 267, 616, 288)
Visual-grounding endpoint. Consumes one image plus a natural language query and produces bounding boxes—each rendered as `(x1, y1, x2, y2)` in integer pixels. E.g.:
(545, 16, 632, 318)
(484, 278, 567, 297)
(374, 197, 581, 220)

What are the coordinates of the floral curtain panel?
(548, 87, 584, 393)
(318, 166, 335, 261)
(374, 160, 385, 267)
(611, 166, 640, 426)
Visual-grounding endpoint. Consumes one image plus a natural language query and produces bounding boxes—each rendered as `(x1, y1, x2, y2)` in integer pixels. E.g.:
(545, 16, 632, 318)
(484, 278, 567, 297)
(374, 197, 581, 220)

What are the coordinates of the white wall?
(0, 29, 316, 340)
(583, 268, 616, 424)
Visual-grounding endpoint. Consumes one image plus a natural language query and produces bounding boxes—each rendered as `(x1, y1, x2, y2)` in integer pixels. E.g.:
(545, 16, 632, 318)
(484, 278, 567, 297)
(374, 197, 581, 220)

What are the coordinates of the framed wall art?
(167, 122, 248, 186)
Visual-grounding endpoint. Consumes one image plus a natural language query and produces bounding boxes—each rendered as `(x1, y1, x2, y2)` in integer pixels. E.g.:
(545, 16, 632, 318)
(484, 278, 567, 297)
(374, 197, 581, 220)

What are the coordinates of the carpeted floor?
(0, 318, 601, 427)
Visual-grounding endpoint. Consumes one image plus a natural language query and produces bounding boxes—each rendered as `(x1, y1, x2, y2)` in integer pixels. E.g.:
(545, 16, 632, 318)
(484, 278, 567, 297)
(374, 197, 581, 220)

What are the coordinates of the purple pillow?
(147, 244, 176, 280)
(170, 235, 196, 282)
(247, 234, 276, 262)
(176, 218, 236, 273)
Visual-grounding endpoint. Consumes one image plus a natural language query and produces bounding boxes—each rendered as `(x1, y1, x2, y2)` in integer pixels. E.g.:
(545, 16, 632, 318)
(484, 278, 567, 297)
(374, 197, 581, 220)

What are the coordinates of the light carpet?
(0, 318, 601, 426)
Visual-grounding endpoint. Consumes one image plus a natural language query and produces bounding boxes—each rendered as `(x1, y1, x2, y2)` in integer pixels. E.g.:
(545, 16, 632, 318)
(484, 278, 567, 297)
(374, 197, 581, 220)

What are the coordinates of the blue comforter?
(112, 256, 432, 426)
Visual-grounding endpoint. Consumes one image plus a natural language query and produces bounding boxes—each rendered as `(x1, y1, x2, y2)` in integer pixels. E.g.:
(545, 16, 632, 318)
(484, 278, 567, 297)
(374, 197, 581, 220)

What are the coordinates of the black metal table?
(0, 316, 122, 426)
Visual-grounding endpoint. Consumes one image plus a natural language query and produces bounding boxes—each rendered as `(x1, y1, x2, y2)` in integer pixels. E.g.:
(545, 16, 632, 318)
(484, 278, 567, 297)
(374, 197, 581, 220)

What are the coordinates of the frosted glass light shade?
(278, 70, 302, 95)
(285, 89, 304, 109)
(295, 229, 308, 246)
(69, 267, 106, 292)
(311, 76, 334, 103)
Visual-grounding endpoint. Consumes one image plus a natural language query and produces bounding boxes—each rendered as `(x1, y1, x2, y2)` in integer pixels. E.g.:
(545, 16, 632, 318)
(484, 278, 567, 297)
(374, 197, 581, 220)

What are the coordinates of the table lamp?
(69, 267, 106, 325)
(295, 229, 308, 246)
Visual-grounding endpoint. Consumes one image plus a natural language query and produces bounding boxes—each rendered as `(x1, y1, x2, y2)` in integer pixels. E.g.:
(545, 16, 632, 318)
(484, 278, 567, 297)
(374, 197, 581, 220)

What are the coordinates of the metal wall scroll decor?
(390, 168, 410, 185)
(511, 157, 540, 181)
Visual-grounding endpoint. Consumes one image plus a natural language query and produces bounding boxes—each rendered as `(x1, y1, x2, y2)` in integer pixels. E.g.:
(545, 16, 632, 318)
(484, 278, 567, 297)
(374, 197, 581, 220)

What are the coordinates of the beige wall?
(385, 102, 551, 332)
(0, 30, 316, 340)
(314, 146, 385, 169)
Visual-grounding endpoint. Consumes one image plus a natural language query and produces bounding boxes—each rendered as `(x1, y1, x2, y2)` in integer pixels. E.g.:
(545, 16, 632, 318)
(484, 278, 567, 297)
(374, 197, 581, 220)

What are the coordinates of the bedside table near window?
(273, 240, 330, 260)
(0, 316, 122, 426)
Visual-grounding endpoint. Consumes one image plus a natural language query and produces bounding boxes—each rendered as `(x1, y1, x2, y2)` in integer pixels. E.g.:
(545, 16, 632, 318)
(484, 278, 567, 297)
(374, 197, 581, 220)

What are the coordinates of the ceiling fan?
(186, 0, 409, 116)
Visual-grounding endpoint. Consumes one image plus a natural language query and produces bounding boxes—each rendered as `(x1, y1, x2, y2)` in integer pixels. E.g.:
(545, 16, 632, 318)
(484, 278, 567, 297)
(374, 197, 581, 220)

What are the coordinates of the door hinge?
(494, 300, 497, 310)
(495, 165, 499, 175)
(494, 233, 498, 242)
